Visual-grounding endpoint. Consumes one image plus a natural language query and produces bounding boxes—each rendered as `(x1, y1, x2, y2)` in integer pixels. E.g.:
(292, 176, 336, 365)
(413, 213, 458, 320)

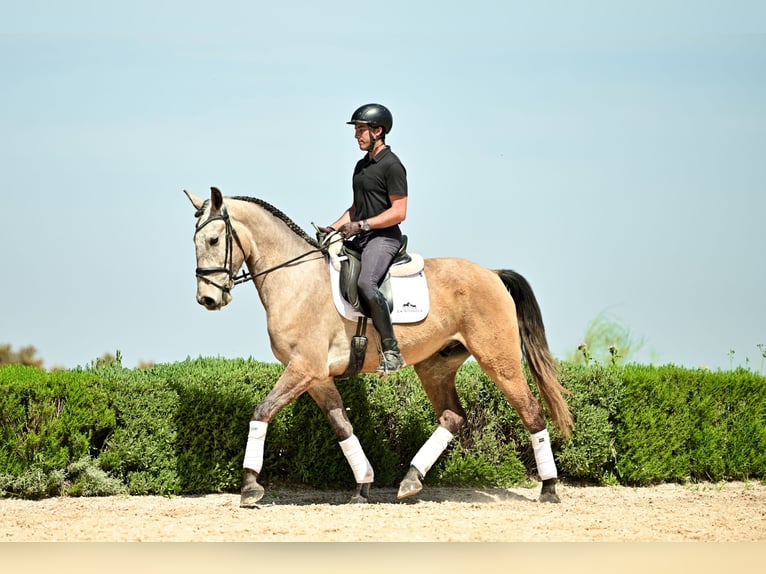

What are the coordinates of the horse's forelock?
(194, 199, 209, 219)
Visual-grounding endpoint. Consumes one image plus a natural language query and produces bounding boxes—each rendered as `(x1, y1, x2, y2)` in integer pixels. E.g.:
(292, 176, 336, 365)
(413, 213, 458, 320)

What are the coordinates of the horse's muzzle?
(196, 284, 232, 310)
(197, 295, 219, 310)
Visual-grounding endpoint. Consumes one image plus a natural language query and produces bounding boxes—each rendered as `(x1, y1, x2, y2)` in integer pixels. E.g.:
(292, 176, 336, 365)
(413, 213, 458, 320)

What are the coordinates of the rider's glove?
(338, 220, 364, 238)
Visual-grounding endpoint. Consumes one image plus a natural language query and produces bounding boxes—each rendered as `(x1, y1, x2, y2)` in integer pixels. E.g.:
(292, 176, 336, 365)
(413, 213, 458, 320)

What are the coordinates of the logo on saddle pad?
(326, 236, 429, 324)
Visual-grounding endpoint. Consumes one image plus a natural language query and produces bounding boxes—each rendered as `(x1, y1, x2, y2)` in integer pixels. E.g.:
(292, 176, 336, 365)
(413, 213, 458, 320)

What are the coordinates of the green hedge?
(0, 365, 114, 475)
(615, 365, 766, 484)
(0, 365, 116, 497)
(0, 358, 764, 498)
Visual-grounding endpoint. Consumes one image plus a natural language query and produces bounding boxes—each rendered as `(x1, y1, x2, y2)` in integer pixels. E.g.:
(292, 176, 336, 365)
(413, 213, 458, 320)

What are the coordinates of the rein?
(194, 204, 324, 292)
(234, 248, 325, 286)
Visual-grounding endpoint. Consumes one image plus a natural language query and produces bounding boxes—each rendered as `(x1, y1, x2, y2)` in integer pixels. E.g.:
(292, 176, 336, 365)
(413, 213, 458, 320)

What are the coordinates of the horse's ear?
(184, 189, 205, 210)
(211, 187, 223, 211)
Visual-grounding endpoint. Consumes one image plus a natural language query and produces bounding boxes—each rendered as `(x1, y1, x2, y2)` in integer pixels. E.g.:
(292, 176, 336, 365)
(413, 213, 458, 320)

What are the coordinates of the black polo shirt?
(351, 146, 408, 226)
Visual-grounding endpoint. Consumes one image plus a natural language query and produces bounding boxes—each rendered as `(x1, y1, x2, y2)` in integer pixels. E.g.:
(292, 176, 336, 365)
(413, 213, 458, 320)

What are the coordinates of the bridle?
(194, 204, 326, 293)
(193, 204, 247, 294)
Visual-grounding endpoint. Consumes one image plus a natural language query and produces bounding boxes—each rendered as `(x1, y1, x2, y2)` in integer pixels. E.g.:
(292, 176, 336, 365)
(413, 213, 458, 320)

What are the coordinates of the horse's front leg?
(307, 380, 374, 504)
(240, 421, 268, 507)
(239, 365, 316, 508)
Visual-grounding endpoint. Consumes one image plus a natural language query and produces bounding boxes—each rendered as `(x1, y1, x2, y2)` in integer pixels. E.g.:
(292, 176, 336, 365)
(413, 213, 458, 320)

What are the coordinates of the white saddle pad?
(329, 263, 429, 323)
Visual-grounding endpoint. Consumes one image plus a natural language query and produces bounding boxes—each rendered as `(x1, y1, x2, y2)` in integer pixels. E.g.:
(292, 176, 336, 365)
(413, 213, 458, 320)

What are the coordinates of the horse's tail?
(496, 269, 574, 439)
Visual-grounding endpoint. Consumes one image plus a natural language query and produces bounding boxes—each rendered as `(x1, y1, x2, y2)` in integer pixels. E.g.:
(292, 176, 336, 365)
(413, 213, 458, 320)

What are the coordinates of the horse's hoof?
(397, 466, 424, 500)
(538, 478, 561, 503)
(349, 482, 371, 504)
(240, 470, 265, 508)
(538, 491, 561, 503)
(240, 484, 265, 508)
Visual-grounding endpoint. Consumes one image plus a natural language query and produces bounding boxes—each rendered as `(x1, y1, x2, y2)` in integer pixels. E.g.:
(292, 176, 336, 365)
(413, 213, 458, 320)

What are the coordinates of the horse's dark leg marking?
(307, 380, 354, 440)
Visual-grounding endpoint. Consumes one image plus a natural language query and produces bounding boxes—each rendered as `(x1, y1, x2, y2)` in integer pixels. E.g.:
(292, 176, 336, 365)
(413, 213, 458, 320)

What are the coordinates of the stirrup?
(376, 350, 405, 374)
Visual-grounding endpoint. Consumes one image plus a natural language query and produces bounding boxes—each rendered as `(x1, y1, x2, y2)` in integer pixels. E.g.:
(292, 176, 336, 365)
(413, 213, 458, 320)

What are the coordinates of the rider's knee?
(357, 283, 379, 306)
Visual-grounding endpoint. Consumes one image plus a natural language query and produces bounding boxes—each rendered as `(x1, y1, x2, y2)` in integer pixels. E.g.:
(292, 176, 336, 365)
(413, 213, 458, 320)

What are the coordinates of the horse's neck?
(232, 199, 324, 292)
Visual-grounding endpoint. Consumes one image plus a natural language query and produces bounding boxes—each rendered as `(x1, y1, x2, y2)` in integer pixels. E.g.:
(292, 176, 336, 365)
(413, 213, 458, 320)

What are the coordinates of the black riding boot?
(367, 291, 406, 374)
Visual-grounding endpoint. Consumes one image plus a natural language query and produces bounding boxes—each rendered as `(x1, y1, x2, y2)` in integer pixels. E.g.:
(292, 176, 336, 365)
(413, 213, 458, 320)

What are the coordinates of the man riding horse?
(185, 104, 573, 505)
(318, 103, 407, 374)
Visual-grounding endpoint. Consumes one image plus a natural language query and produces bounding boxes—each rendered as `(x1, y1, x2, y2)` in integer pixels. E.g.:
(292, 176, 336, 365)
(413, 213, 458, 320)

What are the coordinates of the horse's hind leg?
(306, 379, 374, 503)
(471, 344, 561, 503)
(398, 350, 469, 500)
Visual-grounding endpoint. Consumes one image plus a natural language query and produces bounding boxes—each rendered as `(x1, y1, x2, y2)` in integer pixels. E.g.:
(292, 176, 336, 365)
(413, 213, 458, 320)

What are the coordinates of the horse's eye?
(210, 236, 219, 246)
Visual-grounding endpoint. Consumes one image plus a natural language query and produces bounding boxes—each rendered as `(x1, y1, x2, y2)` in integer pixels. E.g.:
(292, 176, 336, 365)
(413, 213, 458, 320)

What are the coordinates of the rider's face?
(354, 123, 382, 151)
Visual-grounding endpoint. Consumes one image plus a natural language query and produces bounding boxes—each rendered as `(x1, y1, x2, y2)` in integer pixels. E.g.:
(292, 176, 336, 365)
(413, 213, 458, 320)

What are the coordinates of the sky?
(2, 1, 764, 372)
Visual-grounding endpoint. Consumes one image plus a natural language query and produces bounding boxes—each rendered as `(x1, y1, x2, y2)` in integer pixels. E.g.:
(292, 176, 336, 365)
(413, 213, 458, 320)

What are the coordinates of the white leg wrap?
(339, 434, 374, 483)
(242, 421, 268, 472)
(411, 426, 454, 477)
(531, 428, 558, 480)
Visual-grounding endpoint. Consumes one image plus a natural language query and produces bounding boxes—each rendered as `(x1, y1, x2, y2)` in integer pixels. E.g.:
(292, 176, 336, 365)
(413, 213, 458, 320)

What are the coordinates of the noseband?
(194, 205, 249, 294)
(194, 204, 325, 293)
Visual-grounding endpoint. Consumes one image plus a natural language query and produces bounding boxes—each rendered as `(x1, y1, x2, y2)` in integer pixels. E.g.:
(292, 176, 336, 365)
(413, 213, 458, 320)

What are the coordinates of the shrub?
(0, 365, 115, 475)
(67, 455, 127, 497)
(1, 357, 764, 498)
(96, 357, 282, 495)
(0, 467, 66, 499)
(96, 366, 182, 495)
(689, 368, 766, 480)
(555, 362, 623, 483)
(614, 365, 766, 484)
(615, 365, 694, 484)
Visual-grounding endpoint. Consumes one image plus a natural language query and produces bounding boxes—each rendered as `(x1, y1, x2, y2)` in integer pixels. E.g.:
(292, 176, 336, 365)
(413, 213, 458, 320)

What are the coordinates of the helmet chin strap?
(364, 125, 382, 153)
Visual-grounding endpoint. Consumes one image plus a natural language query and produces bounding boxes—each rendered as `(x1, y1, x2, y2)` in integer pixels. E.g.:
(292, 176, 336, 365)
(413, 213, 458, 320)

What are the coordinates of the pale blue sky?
(2, 1, 764, 371)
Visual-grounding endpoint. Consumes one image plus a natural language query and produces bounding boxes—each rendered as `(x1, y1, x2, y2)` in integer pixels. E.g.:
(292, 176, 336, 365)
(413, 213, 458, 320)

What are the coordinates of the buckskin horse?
(185, 186, 573, 506)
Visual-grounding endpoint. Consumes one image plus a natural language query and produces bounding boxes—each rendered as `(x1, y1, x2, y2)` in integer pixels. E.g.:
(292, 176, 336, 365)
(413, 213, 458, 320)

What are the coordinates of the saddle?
(333, 235, 423, 314)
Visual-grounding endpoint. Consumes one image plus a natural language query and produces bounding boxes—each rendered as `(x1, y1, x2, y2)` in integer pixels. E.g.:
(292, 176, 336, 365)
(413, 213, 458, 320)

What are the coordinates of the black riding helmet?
(347, 103, 393, 134)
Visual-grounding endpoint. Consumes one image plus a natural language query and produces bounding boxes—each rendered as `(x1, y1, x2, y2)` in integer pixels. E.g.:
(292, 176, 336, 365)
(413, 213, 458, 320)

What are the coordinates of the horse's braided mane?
(232, 196, 320, 248)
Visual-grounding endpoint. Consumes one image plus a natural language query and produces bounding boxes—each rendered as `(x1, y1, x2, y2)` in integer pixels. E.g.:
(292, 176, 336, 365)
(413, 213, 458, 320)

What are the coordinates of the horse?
(185, 186, 574, 506)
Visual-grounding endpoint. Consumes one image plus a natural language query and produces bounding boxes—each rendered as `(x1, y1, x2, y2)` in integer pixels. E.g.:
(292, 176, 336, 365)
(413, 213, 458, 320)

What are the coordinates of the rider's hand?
(315, 225, 337, 247)
(338, 221, 363, 238)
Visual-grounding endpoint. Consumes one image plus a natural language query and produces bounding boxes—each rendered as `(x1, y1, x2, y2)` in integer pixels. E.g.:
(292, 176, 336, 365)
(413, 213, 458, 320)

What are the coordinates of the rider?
(321, 103, 408, 374)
